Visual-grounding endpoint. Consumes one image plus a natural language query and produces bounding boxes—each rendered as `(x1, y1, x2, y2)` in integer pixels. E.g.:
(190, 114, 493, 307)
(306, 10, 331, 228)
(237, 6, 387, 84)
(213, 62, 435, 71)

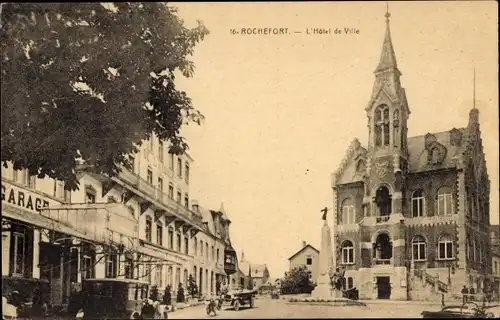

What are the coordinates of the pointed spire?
(375, 3, 398, 73)
(473, 67, 476, 110)
(219, 202, 225, 214)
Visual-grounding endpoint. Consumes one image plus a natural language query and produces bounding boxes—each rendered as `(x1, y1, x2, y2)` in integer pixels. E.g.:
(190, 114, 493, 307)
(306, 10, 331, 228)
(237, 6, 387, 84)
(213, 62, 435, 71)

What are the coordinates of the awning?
(2, 203, 97, 244)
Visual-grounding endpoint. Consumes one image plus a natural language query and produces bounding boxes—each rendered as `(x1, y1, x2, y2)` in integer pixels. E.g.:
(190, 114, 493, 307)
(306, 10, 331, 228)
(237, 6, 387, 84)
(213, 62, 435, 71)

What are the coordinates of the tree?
(280, 266, 316, 295)
(176, 283, 185, 303)
(163, 285, 172, 305)
(0, 3, 208, 190)
(187, 274, 198, 297)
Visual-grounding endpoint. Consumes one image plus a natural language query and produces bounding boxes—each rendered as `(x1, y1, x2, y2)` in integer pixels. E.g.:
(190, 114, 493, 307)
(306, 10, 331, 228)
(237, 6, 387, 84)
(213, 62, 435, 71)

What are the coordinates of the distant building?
(288, 241, 320, 282)
(238, 252, 271, 289)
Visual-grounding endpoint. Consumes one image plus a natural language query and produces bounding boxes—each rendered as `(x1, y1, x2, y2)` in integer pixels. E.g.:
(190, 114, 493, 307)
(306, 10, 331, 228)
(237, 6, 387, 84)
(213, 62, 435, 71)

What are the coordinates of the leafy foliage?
(163, 285, 172, 305)
(280, 266, 316, 295)
(187, 274, 198, 297)
(0, 3, 208, 190)
(176, 283, 185, 303)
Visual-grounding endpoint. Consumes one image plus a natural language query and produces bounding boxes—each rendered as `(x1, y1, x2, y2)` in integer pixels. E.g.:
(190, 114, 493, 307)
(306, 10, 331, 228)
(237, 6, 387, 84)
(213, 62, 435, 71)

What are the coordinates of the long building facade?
(330, 11, 491, 301)
(2, 133, 239, 308)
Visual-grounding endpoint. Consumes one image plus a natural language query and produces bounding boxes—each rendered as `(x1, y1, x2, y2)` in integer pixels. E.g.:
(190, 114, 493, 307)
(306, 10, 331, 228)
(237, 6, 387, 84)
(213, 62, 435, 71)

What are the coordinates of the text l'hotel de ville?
(229, 27, 360, 35)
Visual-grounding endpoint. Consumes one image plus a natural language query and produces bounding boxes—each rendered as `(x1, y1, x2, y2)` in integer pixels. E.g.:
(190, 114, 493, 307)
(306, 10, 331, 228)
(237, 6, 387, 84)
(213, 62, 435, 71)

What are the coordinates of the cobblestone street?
(168, 297, 444, 319)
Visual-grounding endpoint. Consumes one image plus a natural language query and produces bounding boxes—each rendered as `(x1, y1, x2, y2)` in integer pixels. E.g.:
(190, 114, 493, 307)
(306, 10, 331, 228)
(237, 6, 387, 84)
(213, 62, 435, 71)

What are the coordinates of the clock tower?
(364, 9, 410, 219)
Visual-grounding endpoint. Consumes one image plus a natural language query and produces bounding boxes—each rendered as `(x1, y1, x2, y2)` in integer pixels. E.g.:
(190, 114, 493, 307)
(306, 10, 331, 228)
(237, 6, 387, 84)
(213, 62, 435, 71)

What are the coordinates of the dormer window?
(85, 185, 96, 204)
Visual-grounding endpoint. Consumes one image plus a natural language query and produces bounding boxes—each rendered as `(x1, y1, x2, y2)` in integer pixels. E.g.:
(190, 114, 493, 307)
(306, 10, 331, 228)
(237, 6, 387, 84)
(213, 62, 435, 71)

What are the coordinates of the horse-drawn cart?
(222, 289, 257, 311)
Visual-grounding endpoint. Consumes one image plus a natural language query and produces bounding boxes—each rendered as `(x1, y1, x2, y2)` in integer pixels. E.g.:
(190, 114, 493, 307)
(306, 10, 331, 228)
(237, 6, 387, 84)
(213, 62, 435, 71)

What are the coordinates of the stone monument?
(311, 207, 342, 298)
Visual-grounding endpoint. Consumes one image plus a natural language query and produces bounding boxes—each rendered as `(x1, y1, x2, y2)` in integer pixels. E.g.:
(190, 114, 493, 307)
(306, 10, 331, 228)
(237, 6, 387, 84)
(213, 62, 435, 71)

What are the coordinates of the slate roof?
(406, 128, 469, 173)
(198, 205, 216, 235)
(288, 244, 320, 261)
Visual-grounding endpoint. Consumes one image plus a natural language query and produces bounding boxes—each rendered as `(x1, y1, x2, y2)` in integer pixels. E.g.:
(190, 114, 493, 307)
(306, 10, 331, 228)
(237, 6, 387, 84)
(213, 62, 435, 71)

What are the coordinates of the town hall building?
(330, 11, 491, 301)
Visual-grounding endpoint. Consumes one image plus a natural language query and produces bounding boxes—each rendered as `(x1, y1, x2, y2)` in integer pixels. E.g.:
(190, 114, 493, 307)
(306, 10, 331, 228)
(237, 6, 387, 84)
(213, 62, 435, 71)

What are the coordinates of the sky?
(170, 1, 499, 279)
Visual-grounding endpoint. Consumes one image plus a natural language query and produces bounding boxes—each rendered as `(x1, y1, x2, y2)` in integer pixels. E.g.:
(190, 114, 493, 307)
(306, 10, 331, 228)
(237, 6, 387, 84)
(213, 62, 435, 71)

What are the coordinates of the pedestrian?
(461, 285, 469, 304)
(141, 299, 155, 319)
(469, 286, 475, 302)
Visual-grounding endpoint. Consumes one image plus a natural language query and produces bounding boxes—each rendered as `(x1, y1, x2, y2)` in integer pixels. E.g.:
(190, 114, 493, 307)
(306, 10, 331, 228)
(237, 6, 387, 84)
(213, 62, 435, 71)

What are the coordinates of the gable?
(288, 244, 319, 261)
(332, 139, 368, 186)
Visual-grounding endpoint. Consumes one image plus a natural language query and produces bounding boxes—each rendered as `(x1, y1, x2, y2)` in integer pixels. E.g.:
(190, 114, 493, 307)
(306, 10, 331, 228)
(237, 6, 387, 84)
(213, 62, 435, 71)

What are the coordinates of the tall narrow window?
(145, 217, 152, 242)
(156, 222, 163, 246)
(81, 255, 93, 279)
(205, 243, 208, 259)
(341, 198, 355, 224)
(412, 190, 425, 217)
(169, 153, 174, 170)
(12, 232, 25, 276)
(211, 246, 215, 261)
(124, 256, 133, 279)
(158, 177, 163, 192)
(147, 169, 153, 185)
(341, 240, 354, 264)
(437, 186, 453, 215)
(411, 235, 427, 261)
(185, 164, 190, 184)
(194, 238, 198, 255)
(216, 249, 220, 263)
(176, 232, 181, 252)
(438, 234, 454, 260)
(374, 104, 390, 147)
(162, 228, 170, 250)
(105, 254, 117, 278)
(158, 140, 164, 162)
(156, 264, 163, 287)
(184, 235, 189, 255)
(184, 194, 189, 209)
(177, 158, 182, 178)
(177, 191, 182, 204)
(200, 240, 204, 256)
(168, 184, 174, 199)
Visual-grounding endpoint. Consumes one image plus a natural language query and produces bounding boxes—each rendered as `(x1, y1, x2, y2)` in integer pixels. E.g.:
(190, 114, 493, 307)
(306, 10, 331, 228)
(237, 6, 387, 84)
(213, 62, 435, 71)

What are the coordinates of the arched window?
(341, 240, 354, 264)
(438, 234, 454, 260)
(85, 185, 96, 203)
(374, 104, 390, 147)
(411, 190, 425, 217)
(375, 186, 392, 219)
(374, 233, 392, 262)
(437, 186, 453, 215)
(341, 198, 355, 224)
(411, 235, 427, 261)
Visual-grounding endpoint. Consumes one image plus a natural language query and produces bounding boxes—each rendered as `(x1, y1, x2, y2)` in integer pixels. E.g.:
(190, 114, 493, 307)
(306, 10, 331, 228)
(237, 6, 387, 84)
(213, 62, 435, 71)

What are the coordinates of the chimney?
(302, 241, 307, 248)
(192, 199, 199, 212)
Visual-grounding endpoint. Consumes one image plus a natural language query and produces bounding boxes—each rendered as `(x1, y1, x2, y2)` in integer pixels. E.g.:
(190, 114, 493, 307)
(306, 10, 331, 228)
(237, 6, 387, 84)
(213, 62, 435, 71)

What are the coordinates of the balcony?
(373, 258, 393, 266)
(376, 215, 390, 224)
(115, 166, 203, 226)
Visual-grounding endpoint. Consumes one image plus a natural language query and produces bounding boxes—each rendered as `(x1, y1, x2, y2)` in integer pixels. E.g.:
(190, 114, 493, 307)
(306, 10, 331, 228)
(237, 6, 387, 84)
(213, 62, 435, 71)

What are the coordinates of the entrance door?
(376, 276, 391, 299)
